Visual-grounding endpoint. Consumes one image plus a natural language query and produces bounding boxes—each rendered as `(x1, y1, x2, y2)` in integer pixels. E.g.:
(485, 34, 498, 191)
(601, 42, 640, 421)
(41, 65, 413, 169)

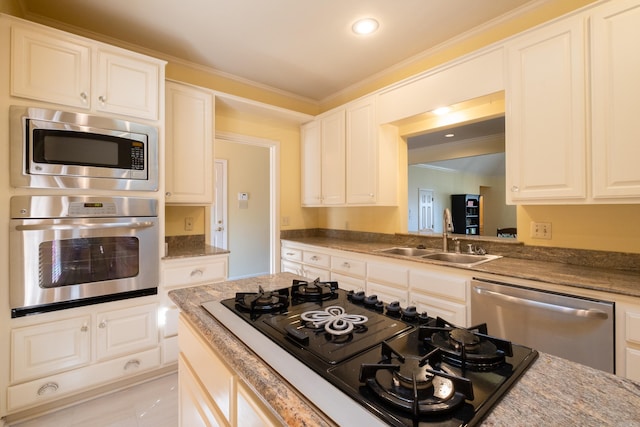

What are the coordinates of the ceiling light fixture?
(445, 133, 455, 138)
(432, 107, 451, 116)
(352, 18, 379, 35)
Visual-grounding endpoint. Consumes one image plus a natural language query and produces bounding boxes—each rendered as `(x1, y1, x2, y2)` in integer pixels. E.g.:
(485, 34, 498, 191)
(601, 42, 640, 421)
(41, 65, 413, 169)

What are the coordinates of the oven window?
(39, 237, 139, 288)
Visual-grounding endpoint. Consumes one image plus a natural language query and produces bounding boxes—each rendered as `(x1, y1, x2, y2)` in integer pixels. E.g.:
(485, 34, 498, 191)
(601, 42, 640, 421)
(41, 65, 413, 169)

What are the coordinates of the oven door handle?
(473, 287, 609, 319)
(16, 221, 156, 231)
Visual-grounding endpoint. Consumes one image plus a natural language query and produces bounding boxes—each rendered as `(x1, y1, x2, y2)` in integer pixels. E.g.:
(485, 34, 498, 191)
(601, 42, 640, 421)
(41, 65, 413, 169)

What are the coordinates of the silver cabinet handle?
(511, 185, 520, 192)
(37, 382, 59, 395)
(81, 323, 88, 332)
(98, 95, 107, 104)
(310, 256, 319, 261)
(473, 287, 609, 319)
(190, 269, 203, 277)
(80, 92, 88, 102)
(342, 262, 351, 268)
(285, 252, 295, 256)
(124, 359, 141, 371)
(99, 320, 108, 328)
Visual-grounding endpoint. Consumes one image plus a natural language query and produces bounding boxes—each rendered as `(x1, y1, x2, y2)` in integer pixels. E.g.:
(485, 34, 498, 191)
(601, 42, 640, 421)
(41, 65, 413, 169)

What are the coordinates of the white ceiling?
(17, 0, 536, 102)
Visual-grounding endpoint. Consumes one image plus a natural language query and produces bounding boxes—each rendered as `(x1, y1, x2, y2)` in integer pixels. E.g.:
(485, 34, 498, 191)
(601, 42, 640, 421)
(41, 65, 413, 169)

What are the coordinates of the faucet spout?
(443, 208, 453, 252)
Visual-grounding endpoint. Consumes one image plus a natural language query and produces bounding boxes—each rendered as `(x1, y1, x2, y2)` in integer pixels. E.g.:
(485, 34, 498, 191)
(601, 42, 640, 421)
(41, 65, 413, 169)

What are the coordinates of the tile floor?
(9, 373, 178, 427)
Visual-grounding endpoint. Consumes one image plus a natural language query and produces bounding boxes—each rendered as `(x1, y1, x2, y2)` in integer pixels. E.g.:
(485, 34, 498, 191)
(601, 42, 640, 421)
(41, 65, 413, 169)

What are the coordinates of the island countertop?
(169, 273, 640, 426)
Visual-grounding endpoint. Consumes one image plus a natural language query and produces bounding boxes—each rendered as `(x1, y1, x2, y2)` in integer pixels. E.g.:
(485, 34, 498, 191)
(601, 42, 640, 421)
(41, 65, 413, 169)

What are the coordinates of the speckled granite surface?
(169, 273, 640, 426)
(282, 236, 640, 298)
(163, 234, 229, 259)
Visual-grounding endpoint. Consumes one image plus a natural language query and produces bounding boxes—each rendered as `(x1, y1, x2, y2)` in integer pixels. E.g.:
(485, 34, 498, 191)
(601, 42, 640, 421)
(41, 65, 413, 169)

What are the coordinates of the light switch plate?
(531, 221, 551, 239)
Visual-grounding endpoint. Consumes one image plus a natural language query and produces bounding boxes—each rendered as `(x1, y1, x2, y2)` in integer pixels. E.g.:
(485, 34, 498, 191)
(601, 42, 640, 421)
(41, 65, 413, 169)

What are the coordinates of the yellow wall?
(214, 102, 319, 231)
(165, 205, 206, 236)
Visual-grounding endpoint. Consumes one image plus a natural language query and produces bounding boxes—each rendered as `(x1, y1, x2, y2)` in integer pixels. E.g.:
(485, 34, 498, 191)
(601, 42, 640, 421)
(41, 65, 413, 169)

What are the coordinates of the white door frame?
(212, 159, 228, 249)
(214, 130, 280, 274)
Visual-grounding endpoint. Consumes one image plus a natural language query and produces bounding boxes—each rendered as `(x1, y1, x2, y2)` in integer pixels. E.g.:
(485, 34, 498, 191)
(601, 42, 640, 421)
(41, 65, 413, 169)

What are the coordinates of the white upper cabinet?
(591, 0, 640, 199)
(505, 17, 587, 203)
(301, 95, 398, 207)
(301, 120, 322, 205)
(165, 81, 214, 203)
(11, 21, 163, 120)
(320, 109, 346, 205)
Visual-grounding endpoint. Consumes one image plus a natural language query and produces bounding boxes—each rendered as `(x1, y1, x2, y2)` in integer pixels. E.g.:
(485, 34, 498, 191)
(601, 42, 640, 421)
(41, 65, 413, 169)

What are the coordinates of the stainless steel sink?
(376, 247, 432, 257)
(421, 252, 501, 267)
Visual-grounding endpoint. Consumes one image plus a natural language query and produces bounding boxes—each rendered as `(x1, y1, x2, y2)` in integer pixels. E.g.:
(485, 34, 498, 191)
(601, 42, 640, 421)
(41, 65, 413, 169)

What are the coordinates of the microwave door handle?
(15, 221, 155, 231)
(473, 287, 609, 320)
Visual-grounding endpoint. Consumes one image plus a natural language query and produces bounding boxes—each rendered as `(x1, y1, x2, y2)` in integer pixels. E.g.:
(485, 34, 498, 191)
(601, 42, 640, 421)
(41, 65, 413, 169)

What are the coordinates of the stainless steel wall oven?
(10, 195, 159, 317)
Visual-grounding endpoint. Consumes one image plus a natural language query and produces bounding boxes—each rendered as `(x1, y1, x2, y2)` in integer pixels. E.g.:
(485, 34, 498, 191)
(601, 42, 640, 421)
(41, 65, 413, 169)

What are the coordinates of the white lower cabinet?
(161, 254, 229, 365)
(178, 315, 281, 427)
(8, 301, 160, 412)
(409, 268, 469, 326)
(620, 303, 640, 382)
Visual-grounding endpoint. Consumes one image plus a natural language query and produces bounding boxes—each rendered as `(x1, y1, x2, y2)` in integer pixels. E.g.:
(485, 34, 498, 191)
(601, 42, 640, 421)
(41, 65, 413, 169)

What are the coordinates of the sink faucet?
(443, 208, 453, 252)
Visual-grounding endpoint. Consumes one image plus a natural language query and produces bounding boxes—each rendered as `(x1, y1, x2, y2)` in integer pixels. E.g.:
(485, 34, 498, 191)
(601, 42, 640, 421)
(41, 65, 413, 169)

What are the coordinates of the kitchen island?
(169, 273, 640, 426)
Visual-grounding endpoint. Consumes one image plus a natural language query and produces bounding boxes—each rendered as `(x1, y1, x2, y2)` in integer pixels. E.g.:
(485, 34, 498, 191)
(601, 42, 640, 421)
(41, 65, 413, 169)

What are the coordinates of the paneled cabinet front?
(7, 302, 161, 412)
(300, 96, 399, 207)
(11, 22, 162, 120)
(165, 81, 214, 203)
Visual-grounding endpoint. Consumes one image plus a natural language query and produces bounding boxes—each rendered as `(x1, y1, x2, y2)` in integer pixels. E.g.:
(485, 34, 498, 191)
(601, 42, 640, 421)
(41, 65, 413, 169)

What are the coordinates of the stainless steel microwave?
(10, 106, 158, 191)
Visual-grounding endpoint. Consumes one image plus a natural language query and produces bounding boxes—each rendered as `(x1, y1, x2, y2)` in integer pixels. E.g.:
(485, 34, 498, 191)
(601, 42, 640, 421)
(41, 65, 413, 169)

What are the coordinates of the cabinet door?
(95, 49, 161, 120)
(11, 25, 91, 108)
(300, 120, 322, 206)
(367, 281, 409, 307)
(165, 82, 214, 203)
(505, 18, 586, 202)
(96, 304, 158, 361)
(346, 97, 377, 204)
(591, 0, 640, 199)
(179, 355, 227, 427)
(320, 109, 346, 205)
(236, 381, 280, 427)
(11, 316, 91, 383)
(410, 292, 467, 326)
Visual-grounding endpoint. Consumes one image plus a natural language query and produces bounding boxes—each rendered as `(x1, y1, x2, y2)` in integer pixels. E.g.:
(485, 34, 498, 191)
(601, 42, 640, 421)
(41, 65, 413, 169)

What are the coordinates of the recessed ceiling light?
(352, 18, 379, 35)
(445, 133, 455, 138)
(432, 107, 451, 116)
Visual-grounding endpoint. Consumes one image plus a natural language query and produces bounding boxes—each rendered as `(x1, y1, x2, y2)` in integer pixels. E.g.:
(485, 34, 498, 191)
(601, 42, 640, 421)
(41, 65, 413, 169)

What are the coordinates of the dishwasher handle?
(473, 287, 609, 319)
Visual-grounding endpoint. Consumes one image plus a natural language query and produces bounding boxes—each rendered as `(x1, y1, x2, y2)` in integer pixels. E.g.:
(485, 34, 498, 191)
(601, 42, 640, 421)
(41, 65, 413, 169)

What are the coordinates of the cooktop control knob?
(364, 294, 379, 307)
(349, 291, 365, 304)
(386, 301, 401, 317)
(401, 305, 417, 321)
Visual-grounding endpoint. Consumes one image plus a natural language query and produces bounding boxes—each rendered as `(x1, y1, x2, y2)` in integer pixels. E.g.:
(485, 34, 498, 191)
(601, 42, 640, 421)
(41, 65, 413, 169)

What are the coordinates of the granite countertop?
(282, 237, 640, 299)
(169, 273, 640, 426)
(163, 244, 229, 259)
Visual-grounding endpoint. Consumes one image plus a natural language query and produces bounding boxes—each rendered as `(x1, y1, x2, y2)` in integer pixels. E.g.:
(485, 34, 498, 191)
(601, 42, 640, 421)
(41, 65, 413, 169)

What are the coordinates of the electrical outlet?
(185, 217, 194, 231)
(531, 221, 551, 239)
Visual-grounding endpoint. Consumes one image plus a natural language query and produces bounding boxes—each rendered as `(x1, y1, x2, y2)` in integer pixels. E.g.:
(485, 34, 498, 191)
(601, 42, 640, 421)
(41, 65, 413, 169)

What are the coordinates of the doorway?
(212, 159, 228, 249)
(214, 131, 279, 280)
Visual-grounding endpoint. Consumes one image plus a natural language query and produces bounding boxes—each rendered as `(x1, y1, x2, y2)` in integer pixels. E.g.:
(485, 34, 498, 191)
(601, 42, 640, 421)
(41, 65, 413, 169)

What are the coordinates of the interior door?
(418, 189, 434, 231)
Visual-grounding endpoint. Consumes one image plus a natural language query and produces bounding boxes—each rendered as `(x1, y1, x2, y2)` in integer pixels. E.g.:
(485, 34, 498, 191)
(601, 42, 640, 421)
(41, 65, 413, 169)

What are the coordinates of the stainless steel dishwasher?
(470, 278, 614, 373)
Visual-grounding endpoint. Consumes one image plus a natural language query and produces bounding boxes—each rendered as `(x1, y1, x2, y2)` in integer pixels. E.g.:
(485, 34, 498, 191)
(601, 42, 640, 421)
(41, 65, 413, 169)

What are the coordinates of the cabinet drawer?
(281, 247, 302, 262)
(367, 282, 409, 307)
(303, 250, 330, 268)
(163, 256, 228, 288)
(11, 316, 91, 383)
(409, 269, 468, 302)
(281, 260, 302, 275)
(331, 256, 366, 277)
(302, 265, 331, 282)
(368, 262, 408, 287)
(626, 311, 640, 344)
(7, 347, 160, 412)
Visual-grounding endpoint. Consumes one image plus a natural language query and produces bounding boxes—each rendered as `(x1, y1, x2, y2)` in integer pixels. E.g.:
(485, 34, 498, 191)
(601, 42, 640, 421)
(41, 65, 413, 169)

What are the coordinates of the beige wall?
(165, 205, 206, 236)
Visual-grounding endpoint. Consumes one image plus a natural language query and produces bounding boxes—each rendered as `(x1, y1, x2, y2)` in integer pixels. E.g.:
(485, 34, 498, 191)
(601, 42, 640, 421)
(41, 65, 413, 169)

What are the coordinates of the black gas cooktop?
(205, 279, 538, 427)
